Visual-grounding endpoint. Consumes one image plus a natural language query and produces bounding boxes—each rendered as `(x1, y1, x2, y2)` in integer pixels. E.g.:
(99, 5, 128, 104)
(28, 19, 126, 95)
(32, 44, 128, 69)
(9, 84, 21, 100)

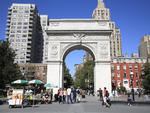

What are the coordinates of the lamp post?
(64, 79, 67, 88)
(130, 71, 135, 101)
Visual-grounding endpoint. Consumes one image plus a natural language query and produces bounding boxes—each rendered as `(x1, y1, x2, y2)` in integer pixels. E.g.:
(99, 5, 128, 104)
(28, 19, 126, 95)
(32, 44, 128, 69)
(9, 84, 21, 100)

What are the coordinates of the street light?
(64, 79, 67, 88)
(130, 71, 135, 101)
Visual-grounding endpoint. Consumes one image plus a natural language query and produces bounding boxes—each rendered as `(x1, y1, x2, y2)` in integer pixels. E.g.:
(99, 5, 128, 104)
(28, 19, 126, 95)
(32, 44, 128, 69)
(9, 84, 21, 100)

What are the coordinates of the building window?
(135, 65, 138, 70)
(124, 72, 127, 78)
(117, 72, 120, 78)
(11, 26, 16, 29)
(112, 73, 114, 77)
(25, 10, 29, 13)
(24, 14, 29, 17)
(18, 22, 22, 25)
(129, 65, 132, 70)
(21, 43, 26, 47)
(15, 48, 19, 51)
(24, 22, 28, 25)
(17, 30, 21, 33)
(117, 80, 121, 87)
(23, 26, 28, 29)
(12, 18, 17, 21)
(22, 39, 26, 42)
(17, 26, 22, 29)
(16, 34, 21, 38)
(136, 80, 139, 87)
(10, 34, 15, 37)
(20, 56, 25, 59)
(9, 39, 14, 42)
(11, 22, 16, 25)
(117, 65, 120, 70)
(123, 65, 126, 70)
(20, 61, 25, 63)
(16, 39, 20, 42)
(24, 18, 29, 22)
(21, 48, 26, 51)
(23, 30, 27, 33)
(111, 65, 115, 70)
(12, 14, 17, 17)
(18, 14, 23, 17)
(22, 35, 27, 37)
(11, 30, 15, 33)
(135, 72, 138, 78)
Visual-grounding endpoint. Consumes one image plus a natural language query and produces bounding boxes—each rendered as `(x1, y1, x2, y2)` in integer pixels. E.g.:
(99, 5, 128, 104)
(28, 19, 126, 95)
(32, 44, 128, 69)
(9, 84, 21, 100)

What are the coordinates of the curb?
(111, 100, 150, 105)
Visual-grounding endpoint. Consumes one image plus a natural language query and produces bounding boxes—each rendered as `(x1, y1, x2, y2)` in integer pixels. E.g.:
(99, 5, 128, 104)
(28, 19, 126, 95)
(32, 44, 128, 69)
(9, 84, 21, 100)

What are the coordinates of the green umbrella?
(11, 79, 28, 85)
(44, 83, 52, 87)
(29, 80, 43, 84)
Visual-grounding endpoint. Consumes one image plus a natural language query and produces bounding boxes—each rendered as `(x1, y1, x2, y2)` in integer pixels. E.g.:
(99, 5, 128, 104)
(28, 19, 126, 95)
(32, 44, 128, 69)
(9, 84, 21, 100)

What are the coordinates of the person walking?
(99, 88, 103, 101)
(127, 93, 132, 106)
(103, 87, 107, 97)
(67, 87, 72, 104)
(63, 88, 67, 104)
(103, 87, 111, 108)
(76, 88, 81, 103)
(72, 88, 77, 103)
(58, 88, 63, 104)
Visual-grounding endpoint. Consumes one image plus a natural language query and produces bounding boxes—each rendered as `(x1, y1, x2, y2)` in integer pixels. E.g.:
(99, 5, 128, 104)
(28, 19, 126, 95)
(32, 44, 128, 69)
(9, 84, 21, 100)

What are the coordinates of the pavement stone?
(0, 96, 150, 113)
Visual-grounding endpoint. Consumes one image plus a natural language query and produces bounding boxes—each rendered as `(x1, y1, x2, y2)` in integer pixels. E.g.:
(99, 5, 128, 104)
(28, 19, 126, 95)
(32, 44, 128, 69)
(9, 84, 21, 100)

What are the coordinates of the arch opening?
(62, 44, 95, 90)
(62, 45, 95, 62)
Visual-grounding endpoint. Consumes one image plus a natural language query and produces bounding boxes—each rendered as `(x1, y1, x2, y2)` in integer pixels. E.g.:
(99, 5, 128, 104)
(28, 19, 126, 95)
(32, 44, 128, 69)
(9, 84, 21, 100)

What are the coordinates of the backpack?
(77, 89, 80, 94)
(106, 90, 109, 97)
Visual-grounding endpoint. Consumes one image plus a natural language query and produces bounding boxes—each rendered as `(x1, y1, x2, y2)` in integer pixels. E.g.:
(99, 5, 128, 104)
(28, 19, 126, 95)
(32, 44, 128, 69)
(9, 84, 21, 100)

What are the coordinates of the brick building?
(18, 63, 47, 83)
(111, 56, 147, 91)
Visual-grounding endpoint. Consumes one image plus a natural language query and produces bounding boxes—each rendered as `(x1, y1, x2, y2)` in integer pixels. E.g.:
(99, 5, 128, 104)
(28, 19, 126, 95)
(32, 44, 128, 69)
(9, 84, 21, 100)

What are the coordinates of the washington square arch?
(45, 0, 113, 93)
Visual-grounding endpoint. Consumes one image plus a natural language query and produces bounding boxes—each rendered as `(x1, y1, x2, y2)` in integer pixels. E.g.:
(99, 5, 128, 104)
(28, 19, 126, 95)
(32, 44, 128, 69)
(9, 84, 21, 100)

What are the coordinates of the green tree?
(0, 40, 23, 90)
(74, 60, 94, 89)
(63, 63, 73, 88)
(142, 55, 150, 92)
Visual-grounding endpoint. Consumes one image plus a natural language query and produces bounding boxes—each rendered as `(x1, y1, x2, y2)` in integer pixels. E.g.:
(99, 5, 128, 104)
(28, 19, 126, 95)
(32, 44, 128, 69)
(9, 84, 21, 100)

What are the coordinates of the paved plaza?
(0, 96, 150, 113)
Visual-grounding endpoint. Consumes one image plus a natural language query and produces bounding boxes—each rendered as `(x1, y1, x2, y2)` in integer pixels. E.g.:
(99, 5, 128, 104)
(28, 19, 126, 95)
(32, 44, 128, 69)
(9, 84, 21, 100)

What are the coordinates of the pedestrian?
(58, 88, 62, 104)
(99, 88, 103, 101)
(127, 93, 132, 106)
(76, 88, 81, 103)
(103, 87, 107, 97)
(73, 88, 77, 103)
(103, 87, 111, 108)
(81, 90, 86, 102)
(138, 90, 141, 98)
(67, 87, 72, 104)
(50, 88, 53, 103)
(63, 88, 67, 104)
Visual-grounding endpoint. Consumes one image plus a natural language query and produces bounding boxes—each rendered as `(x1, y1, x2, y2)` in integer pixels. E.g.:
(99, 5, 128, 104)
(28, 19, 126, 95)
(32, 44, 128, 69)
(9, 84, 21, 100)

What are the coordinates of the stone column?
(94, 61, 112, 94)
(47, 61, 63, 88)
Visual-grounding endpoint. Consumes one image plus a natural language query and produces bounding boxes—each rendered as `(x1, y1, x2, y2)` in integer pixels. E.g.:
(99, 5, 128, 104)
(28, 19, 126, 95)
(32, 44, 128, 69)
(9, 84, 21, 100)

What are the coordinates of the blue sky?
(0, 0, 150, 75)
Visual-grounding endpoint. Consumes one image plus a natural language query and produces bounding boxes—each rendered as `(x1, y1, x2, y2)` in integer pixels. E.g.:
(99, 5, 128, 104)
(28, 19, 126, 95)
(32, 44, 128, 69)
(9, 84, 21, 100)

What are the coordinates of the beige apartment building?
(92, 0, 122, 57)
(6, 4, 43, 63)
(139, 35, 150, 58)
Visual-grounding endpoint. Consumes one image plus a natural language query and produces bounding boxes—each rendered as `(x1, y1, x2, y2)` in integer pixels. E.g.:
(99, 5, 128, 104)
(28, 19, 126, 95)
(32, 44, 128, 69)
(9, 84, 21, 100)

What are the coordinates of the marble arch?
(45, 19, 112, 93)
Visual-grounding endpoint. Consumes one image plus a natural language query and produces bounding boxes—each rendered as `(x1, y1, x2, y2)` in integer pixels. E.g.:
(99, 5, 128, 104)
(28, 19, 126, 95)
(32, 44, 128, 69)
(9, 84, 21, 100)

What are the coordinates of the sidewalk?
(110, 95, 150, 105)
